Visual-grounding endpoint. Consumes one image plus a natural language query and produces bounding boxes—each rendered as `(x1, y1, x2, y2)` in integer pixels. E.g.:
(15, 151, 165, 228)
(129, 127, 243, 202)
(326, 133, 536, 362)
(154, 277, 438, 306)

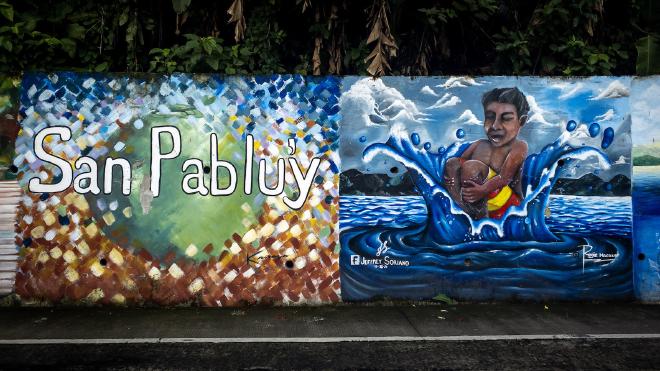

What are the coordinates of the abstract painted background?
(11, 73, 340, 306)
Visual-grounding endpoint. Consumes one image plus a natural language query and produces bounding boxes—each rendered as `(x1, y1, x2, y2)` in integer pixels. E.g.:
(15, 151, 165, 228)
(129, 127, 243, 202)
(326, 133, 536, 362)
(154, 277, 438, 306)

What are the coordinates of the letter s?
(28, 127, 73, 193)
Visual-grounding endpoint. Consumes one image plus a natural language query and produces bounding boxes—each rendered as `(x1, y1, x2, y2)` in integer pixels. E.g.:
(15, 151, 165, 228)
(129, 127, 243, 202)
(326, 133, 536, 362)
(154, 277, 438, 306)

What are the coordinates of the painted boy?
(443, 87, 530, 220)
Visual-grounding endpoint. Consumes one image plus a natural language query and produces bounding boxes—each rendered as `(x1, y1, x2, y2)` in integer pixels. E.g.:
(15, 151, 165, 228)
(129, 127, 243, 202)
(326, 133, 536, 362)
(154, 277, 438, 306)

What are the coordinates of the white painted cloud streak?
(420, 85, 438, 96)
(594, 109, 615, 122)
(436, 76, 482, 89)
(427, 93, 461, 109)
(591, 80, 630, 100)
(453, 109, 481, 125)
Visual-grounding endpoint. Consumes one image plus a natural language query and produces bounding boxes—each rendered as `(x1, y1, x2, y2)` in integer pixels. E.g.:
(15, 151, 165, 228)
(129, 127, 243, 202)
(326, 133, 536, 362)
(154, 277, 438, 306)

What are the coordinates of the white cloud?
(339, 78, 423, 126)
(631, 81, 660, 145)
(525, 95, 552, 125)
(420, 85, 438, 96)
(436, 76, 483, 89)
(591, 80, 630, 100)
(551, 82, 584, 100)
(426, 93, 461, 109)
(453, 109, 481, 125)
(594, 109, 615, 122)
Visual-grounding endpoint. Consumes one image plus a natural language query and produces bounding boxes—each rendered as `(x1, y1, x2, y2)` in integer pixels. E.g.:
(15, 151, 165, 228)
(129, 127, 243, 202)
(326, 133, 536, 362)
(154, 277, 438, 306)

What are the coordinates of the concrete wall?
(1, 73, 659, 305)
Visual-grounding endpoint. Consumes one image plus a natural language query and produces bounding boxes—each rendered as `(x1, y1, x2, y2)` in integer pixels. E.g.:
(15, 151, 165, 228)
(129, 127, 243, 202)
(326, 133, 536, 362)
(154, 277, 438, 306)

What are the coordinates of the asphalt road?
(1, 303, 659, 370)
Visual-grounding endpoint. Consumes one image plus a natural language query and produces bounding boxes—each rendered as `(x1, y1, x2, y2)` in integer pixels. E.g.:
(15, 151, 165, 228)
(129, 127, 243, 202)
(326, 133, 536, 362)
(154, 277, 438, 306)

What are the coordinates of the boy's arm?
(463, 141, 528, 201)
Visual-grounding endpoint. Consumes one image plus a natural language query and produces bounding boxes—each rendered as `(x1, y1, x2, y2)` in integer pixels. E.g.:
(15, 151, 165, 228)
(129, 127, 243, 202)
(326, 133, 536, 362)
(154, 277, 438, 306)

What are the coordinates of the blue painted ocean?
(341, 195, 632, 238)
(340, 194, 633, 301)
(340, 133, 634, 302)
(632, 166, 660, 300)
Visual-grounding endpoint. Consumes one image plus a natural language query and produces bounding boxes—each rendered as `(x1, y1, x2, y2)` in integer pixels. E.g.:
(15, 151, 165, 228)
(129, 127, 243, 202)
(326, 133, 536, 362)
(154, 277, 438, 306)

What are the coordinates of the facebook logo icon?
(350, 255, 360, 265)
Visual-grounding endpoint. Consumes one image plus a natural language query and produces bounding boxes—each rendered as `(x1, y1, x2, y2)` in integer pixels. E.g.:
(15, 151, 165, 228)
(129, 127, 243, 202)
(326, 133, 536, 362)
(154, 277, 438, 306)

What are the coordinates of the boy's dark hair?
(481, 87, 530, 125)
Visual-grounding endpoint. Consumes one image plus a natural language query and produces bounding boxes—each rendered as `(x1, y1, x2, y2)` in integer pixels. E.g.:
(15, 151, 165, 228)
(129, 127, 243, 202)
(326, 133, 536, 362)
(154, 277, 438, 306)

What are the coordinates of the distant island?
(633, 155, 660, 166)
(633, 143, 660, 166)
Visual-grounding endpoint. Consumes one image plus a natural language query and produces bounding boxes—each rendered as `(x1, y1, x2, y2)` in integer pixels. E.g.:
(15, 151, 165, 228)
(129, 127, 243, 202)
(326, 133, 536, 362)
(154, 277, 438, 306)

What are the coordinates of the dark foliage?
(0, 0, 656, 76)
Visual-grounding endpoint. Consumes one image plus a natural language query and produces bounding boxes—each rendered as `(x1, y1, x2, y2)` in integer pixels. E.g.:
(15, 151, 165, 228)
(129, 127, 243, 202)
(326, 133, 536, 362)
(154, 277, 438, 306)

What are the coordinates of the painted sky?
(339, 76, 632, 180)
(631, 77, 660, 147)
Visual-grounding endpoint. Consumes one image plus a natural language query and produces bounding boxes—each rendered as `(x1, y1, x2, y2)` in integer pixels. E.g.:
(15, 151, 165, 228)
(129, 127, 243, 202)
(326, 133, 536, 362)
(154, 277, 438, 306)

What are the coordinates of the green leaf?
(431, 293, 457, 304)
(207, 57, 219, 70)
(94, 62, 109, 72)
(60, 38, 77, 58)
(67, 24, 86, 41)
(200, 37, 217, 55)
(172, 0, 191, 14)
(636, 35, 660, 75)
(0, 4, 13, 22)
(0, 38, 12, 52)
(126, 21, 137, 44)
(118, 8, 129, 26)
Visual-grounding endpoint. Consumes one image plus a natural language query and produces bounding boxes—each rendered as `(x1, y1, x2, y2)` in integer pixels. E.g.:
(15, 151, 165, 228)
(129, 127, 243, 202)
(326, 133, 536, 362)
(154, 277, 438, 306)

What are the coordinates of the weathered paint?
(0, 181, 20, 296)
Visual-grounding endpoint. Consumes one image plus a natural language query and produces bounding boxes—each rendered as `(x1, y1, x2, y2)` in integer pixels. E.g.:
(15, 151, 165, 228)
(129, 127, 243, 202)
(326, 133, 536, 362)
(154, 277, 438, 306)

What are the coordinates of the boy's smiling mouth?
(488, 132, 505, 143)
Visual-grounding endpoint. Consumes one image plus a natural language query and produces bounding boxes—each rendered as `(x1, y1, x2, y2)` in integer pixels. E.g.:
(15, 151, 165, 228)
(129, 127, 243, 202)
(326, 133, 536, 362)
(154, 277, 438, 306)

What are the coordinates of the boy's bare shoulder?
(471, 139, 491, 149)
(512, 139, 528, 152)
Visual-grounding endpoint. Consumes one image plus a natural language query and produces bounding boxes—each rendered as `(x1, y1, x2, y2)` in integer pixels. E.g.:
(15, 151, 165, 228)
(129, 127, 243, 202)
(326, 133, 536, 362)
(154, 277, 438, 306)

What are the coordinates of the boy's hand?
(461, 180, 488, 203)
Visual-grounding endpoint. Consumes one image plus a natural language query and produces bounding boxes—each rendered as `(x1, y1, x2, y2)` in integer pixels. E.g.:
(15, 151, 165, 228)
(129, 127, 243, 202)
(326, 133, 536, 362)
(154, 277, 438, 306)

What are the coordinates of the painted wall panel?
(632, 78, 660, 301)
(0, 73, 659, 305)
(339, 77, 633, 302)
(11, 73, 341, 305)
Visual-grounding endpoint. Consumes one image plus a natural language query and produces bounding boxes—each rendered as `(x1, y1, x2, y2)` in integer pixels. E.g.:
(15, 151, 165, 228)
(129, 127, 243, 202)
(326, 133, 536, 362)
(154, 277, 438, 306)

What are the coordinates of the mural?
(632, 78, 660, 301)
(339, 77, 634, 301)
(3, 73, 660, 305)
(12, 73, 341, 305)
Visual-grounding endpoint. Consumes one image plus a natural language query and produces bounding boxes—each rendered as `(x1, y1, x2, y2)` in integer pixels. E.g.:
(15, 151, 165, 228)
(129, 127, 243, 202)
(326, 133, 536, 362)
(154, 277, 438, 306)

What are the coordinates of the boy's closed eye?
(486, 112, 515, 123)
(501, 113, 515, 121)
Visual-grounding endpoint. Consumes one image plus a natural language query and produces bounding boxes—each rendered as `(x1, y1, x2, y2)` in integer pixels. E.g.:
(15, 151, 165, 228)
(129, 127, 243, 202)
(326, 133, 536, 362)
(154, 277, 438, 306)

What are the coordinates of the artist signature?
(376, 241, 389, 257)
(577, 244, 617, 273)
(246, 248, 289, 268)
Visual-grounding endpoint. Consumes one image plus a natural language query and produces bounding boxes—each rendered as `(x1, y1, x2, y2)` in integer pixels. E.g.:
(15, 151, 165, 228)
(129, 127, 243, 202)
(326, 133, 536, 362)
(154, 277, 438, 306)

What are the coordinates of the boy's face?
(483, 102, 523, 147)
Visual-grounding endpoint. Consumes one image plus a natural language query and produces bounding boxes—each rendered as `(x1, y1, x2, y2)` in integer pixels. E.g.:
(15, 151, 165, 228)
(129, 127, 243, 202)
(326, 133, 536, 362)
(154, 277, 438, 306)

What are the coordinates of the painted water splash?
(340, 122, 632, 301)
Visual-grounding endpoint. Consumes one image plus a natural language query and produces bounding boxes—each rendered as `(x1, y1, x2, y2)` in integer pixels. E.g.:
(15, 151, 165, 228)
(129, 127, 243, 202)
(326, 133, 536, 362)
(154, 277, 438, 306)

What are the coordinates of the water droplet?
(601, 127, 614, 149)
(524, 217, 530, 224)
(566, 120, 577, 132)
(438, 146, 445, 154)
(411, 133, 421, 145)
(588, 122, 600, 137)
(359, 136, 367, 143)
(456, 128, 465, 139)
(423, 142, 431, 150)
